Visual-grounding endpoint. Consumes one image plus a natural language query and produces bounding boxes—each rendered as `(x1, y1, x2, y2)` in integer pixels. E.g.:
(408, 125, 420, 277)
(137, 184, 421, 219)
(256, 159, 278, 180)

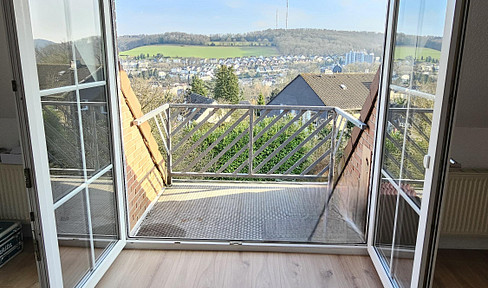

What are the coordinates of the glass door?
(368, 0, 462, 287)
(12, 0, 125, 286)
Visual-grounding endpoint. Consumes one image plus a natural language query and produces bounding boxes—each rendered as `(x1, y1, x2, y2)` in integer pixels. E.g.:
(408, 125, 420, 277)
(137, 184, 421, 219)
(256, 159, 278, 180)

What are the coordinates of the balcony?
(130, 103, 367, 243)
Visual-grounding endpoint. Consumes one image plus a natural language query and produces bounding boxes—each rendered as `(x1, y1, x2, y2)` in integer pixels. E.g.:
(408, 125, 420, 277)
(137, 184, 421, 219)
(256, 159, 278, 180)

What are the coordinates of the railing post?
(166, 107, 172, 186)
(328, 110, 337, 196)
(249, 107, 254, 176)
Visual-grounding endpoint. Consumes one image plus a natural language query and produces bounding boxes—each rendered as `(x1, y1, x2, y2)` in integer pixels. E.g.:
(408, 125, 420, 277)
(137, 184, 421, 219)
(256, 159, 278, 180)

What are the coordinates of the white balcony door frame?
(367, 0, 466, 287)
(10, 0, 126, 287)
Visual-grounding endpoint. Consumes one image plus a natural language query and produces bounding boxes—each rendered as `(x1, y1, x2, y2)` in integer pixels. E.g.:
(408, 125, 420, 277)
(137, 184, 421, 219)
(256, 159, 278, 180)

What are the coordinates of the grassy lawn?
(394, 46, 441, 60)
(120, 44, 279, 59)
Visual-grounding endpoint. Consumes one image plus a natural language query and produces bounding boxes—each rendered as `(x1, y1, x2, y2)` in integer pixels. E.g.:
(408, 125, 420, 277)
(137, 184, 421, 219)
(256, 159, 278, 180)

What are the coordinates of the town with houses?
(120, 50, 380, 101)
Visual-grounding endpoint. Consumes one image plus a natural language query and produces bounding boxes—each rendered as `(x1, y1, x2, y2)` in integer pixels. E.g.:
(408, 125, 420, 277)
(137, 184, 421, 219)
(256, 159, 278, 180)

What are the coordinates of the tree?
(257, 92, 265, 105)
(213, 65, 240, 103)
(129, 77, 182, 113)
(269, 88, 280, 100)
(187, 76, 208, 97)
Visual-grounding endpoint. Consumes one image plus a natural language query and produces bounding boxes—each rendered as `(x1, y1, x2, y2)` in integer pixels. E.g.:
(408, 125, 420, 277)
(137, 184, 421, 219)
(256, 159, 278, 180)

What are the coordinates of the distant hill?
(118, 29, 387, 56)
(118, 32, 210, 52)
(395, 33, 443, 52)
(117, 29, 442, 57)
(34, 39, 55, 49)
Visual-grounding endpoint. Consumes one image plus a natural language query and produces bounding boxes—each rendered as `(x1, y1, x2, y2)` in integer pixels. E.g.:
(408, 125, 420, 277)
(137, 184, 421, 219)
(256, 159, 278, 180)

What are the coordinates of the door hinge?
(32, 233, 42, 262)
(29, 212, 42, 262)
(11, 80, 17, 92)
(24, 168, 32, 188)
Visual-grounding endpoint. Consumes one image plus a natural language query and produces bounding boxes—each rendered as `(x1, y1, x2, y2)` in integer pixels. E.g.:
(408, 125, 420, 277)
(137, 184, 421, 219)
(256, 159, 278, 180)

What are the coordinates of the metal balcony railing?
(134, 103, 366, 188)
(381, 85, 435, 194)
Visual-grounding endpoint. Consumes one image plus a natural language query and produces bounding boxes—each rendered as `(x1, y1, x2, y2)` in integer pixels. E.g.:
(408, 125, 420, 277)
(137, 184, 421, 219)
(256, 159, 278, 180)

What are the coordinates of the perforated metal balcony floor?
(134, 181, 363, 243)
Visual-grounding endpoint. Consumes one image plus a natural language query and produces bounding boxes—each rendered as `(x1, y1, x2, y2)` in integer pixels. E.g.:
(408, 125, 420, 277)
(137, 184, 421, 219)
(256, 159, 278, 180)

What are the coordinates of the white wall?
(439, 0, 488, 250)
(450, 0, 488, 169)
(0, 4, 20, 150)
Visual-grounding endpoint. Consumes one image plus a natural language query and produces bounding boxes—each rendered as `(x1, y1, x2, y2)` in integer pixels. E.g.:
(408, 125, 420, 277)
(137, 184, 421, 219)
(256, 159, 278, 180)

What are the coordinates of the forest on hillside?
(117, 29, 385, 56)
(117, 29, 442, 57)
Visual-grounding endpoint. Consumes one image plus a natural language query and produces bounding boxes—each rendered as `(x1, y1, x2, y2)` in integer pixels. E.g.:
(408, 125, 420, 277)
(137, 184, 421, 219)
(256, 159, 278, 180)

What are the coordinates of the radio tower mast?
(276, 9, 279, 29)
(286, 0, 289, 29)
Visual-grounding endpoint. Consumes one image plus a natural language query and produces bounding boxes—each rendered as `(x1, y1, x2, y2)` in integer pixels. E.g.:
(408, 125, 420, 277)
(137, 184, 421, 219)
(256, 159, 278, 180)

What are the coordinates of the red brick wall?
(331, 69, 380, 235)
(119, 68, 166, 231)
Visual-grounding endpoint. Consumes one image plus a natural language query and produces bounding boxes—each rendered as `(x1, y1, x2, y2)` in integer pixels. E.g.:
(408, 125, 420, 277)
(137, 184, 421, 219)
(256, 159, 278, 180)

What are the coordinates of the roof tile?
(301, 73, 375, 110)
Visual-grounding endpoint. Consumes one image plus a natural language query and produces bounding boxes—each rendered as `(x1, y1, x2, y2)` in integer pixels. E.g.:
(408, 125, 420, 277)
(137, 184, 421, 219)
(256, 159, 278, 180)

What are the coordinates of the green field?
(394, 46, 441, 60)
(120, 45, 279, 59)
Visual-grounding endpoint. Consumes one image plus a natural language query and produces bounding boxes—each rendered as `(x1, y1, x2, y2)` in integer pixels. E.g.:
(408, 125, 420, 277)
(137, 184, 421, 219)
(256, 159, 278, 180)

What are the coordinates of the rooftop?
(301, 73, 375, 110)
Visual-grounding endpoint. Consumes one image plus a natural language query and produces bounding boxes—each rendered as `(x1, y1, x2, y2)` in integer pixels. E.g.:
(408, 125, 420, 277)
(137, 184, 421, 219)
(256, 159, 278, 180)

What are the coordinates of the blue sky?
(115, 0, 391, 35)
(397, 0, 448, 36)
(30, 0, 448, 42)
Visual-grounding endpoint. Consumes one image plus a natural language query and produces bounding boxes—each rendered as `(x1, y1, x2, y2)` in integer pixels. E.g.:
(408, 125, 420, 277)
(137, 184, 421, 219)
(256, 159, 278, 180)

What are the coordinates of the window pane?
(80, 87, 112, 176)
(380, 0, 447, 207)
(400, 105, 432, 204)
(374, 178, 398, 269)
(391, 197, 419, 288)
(373, 0, 451, 286)
(383, 90, 432, 204)
(69, 0, 105, 83)
(79, 85, 108, 102)
(383, 103, 404, 181)
(88, 170, 118, 262)
(55, 191, 92, 288)
(30, 0, 119, 287)
(42, 93, 84, 202)
(30, 0, 74, 90)
(393, 0, 447, 95)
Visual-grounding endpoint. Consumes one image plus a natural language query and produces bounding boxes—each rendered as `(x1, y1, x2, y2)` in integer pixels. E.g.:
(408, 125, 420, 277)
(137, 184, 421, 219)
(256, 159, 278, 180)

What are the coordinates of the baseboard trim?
(438, 234, 488, 249)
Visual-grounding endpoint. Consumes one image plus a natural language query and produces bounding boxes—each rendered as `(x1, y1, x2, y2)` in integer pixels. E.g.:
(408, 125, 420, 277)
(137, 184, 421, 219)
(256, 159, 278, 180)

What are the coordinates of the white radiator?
(0, 164, 30, 222)
(441, 171, 488, 235)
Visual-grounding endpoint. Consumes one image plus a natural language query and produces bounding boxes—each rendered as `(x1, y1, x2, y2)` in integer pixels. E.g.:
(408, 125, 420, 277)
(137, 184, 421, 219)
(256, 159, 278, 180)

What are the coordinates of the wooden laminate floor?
(6, 241, 486, 288)
(97, 249, 382, 288)
(0, 240, 39, 288)
(0, 240, 104, 288)
(433, 249, 488, 288)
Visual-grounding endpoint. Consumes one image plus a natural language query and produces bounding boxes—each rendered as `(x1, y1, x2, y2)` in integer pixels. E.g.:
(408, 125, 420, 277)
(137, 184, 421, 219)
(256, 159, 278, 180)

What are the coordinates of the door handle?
(423, 155, 431, 169)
